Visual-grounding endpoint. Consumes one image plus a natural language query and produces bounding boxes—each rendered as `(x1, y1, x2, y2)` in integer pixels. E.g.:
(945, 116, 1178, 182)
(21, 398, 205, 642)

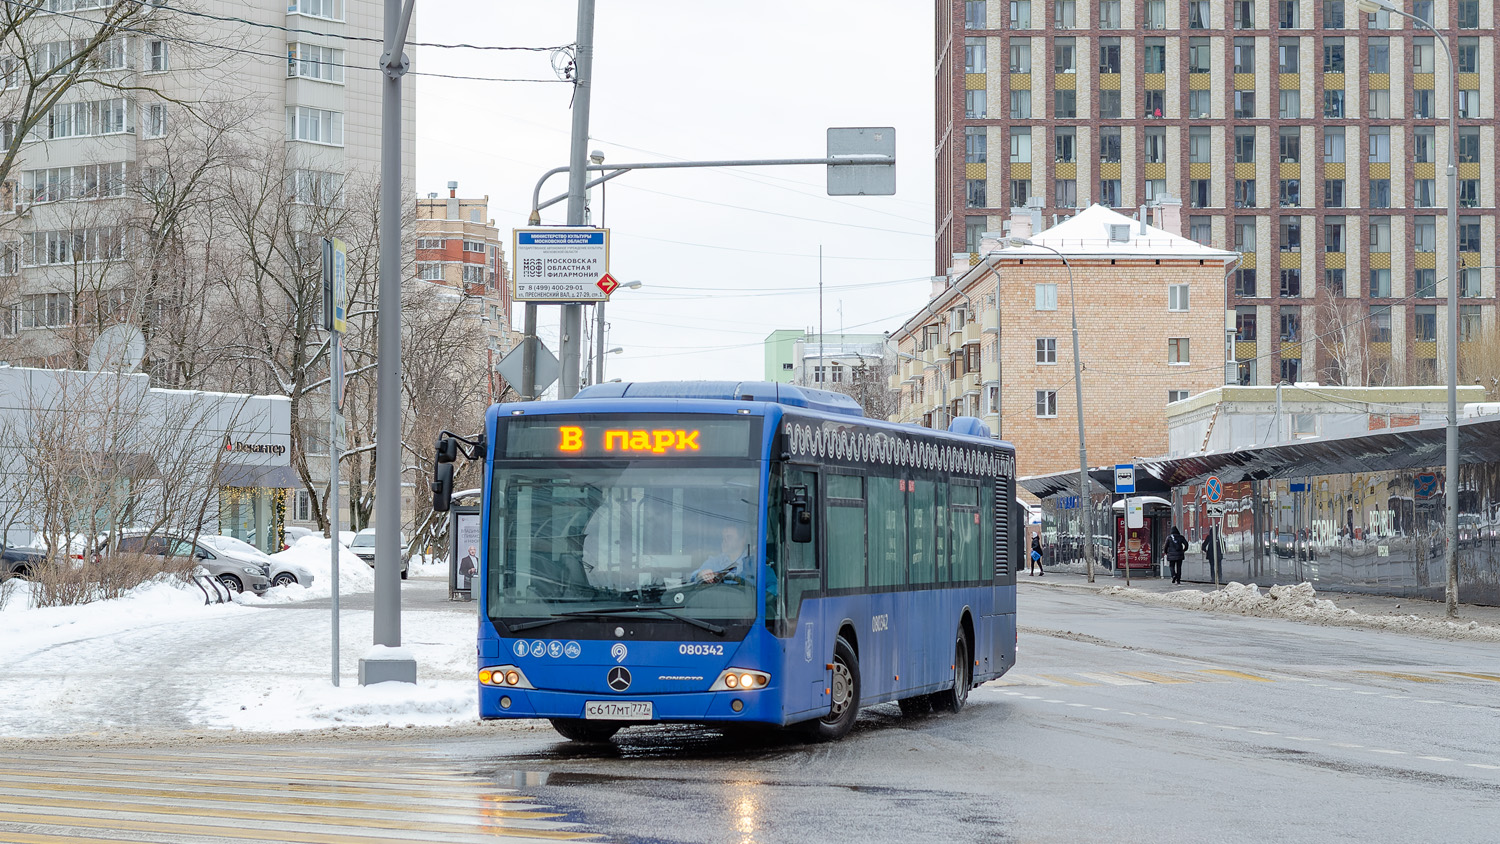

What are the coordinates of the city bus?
(436, 381, 1022, 742)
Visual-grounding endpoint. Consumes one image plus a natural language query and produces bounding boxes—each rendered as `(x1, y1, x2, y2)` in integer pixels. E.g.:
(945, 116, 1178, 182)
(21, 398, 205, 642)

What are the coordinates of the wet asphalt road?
(420, 584, 1500, 844)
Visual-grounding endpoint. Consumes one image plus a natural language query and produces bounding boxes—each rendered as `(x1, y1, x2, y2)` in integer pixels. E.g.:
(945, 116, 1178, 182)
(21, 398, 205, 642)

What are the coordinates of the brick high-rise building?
(937, 0, 1498, 388)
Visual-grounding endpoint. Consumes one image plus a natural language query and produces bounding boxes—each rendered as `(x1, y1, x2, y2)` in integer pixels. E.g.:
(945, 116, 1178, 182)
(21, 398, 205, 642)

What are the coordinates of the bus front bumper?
(479, 686, 787, 724)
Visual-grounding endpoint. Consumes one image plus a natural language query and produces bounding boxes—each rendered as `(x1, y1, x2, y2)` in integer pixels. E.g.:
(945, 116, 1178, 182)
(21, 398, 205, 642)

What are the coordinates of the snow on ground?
(1102, 581, 1500, 642)
(0, 560, 481, 738)
(241, 535, 375, 605)
(409, 553, 448, 577)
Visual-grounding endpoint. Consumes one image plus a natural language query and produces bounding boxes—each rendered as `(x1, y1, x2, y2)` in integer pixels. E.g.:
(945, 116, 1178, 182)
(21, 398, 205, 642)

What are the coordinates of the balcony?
(981, 360, 999, 383)
(964, 320, 983, 345)
(981, 308, 999, 333)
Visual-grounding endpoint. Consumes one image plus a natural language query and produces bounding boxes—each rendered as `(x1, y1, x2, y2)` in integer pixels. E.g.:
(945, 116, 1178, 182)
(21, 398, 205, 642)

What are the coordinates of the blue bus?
(436, 381, 1021, 742)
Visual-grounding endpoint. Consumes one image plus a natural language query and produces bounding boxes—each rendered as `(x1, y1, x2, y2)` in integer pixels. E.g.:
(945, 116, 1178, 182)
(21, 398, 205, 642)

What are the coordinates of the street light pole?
(1009, 237, 1093, 583)
(1357, 0, 1460, 617)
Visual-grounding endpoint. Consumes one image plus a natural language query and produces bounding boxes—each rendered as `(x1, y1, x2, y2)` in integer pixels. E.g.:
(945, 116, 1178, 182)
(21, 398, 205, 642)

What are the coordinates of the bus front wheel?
(931, 627, 971, 714)
(804, 635, 860, 742)
(548, 718, 622, 743)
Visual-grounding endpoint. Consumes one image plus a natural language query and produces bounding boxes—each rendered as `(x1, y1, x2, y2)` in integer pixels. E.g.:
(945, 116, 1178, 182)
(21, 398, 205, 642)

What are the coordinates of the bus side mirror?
(432, 462, 454, 513)
(436, 436, 459, 464)
(788, 485, 812, 544)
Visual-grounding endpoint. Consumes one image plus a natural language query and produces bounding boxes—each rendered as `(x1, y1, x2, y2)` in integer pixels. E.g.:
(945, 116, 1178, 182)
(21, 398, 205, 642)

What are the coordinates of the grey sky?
(415, 1, 936, 384)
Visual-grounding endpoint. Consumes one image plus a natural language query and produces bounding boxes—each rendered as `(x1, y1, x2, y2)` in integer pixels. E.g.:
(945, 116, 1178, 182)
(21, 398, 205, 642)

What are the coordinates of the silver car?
(348, 529, 409, 579)
(112, 533, 272, 594)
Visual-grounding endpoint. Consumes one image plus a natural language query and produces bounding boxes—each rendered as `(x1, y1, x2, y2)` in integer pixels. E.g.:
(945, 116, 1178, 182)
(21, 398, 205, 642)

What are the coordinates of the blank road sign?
(827, 127, 896, 196)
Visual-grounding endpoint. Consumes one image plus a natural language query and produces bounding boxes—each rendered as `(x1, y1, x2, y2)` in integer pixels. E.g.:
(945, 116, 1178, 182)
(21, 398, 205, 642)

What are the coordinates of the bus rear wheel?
(931, 627, 971, 714)
(548, 718, 622, 743)
(804, 635, 860, 742)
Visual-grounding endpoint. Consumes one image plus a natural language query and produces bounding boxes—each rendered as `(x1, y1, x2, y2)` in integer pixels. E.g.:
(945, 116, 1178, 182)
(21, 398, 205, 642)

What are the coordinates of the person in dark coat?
(1029, 534, 1045, 576)
(1163, 526, 1188, 584)
(1201, 525, 1222, 584)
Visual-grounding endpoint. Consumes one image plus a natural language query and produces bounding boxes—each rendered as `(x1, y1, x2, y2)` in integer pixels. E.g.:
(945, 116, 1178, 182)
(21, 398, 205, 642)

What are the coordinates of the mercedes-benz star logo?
(607, 666, 632, 692)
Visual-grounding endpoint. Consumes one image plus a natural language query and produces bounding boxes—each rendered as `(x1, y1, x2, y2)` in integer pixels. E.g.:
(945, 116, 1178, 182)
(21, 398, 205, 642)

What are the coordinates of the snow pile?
(243, 536, 375, 604)
(1102, 581, 1500, 641)
(0, 575, 246, 646)
(409, 553, 447, 577)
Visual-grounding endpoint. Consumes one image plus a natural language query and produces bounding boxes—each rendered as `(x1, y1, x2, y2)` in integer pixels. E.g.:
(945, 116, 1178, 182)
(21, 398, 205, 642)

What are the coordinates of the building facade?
(415, 182, 515, 400)
(894, 203, 1236, 482)
(938, 0, 1499, 387)
(762, 329, 892, 386)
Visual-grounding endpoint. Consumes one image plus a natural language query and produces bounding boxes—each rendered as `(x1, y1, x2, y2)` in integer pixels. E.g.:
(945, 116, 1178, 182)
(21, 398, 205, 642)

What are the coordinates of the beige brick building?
(891, 202, 1236, 483)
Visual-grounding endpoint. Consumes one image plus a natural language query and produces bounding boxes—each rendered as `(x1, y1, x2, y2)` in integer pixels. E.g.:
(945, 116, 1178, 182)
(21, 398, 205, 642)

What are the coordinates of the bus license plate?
(584, 701, 652, 720)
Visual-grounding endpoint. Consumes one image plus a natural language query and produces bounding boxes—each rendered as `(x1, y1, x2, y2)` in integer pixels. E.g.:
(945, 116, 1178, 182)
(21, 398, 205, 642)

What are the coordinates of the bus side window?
(826, 473, 866, 590)
(909, 479, 936, 584)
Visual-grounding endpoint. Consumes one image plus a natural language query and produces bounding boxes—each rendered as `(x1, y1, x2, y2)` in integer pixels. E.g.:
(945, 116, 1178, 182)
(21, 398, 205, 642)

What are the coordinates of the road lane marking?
(1037, 674, 1099, 687)
(1199, 669, 1274, 682)
(1357, 671, 1443, 683)
(1418, 756, 1454, 762)
(0, 809, 598, 842)
(1119, 671, 1191, 684)
(1369, 749, 1407, 755)
(1075, 672, 1148, 686)
(1436, 671, 1500, 682)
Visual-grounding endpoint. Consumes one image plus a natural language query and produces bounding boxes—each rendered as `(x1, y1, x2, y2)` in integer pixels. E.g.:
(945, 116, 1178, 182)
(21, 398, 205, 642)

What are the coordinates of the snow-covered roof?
(1004, 204, 1238, 260)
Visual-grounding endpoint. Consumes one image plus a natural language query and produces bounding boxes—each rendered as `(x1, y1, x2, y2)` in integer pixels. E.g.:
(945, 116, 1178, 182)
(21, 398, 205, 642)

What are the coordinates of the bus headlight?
(710, 668, 769, 691)
(479, 665, 534, 689)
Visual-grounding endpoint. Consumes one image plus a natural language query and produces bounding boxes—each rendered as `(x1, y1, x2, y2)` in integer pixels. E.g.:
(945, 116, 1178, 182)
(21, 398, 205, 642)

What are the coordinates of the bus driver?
(690, 524, 751, 584)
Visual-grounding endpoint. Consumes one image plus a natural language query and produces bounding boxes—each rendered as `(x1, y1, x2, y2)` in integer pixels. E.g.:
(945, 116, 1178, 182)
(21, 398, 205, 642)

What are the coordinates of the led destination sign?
(502, 416, 756, 459)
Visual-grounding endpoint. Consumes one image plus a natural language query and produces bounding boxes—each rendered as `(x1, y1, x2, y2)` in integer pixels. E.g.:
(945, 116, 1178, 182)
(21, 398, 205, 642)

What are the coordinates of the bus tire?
(804, 635, 860, 742)
(931, 627, 971, 714)
(548, 718, 622, 743)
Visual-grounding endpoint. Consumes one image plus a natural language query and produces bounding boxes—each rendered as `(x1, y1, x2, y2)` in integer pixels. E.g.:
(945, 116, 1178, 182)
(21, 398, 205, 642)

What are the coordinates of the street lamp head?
(1354, 0, 1388, 13)
(589, 149, 605, 165)
(605, 347, 625, 355)
(622, 280, 644, 289)
(1006, 236, 1035, 248)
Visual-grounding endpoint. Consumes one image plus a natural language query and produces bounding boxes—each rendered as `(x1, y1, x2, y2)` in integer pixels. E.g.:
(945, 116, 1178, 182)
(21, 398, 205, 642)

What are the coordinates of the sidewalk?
(1020, 567, 1500, 635)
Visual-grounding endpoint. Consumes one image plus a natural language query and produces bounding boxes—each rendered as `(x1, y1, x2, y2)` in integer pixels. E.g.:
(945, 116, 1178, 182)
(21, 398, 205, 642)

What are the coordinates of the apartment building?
(0, 0, 415, 362)
(937, 0, 1498, 387)
(762, 329, 891, 385)
(415, 181, 516, 398)
(893, 203, 1235, 480)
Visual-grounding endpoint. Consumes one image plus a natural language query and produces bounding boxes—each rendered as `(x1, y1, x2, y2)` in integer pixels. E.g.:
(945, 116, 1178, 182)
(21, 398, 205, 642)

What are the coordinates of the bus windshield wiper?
(508, 606, 725, 636)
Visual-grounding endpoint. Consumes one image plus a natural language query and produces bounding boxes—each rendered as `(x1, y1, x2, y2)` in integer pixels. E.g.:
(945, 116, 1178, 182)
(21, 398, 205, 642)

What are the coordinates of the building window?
(1054, 38, 1076, 73)
(1323, 0, 1344, 27)
(1235, 306, 1258, 340)
(1005, 90, 1029, 119)
(1457, 127, 1480, 163)
(148, 39, 168, 72)
(1413, 38, 1435, 73)
(1457, 0, 1478, 27)
(1278, 0, 1298, 27)
(1412, 0, 1433, 24)
(23, 228, 124, 266)
(1055, 0, 1076, 26)
(965, 126, 986, 164)
(1414, 126, 1436, 163)
(1098, 90, 1121, 118)
(1279, 37, 1300, 71)
(1188, 127, 1211, 162)
(1459, 180, 1479, 208)
(1324, 268, 1345, 296)
(293, 490, 313, 522)
(12, 292, 74, 329)
(1280, 268, 1302, 297)
(1235, 268, 1258, 297)
(43, 98, 129, 139)
(1054, 128, 1075, 163)
(1324, 217, 1345, 252)
(1457, 37, 1479, 73)
(1146, 0, 1167, 28)
(418, 263, 444, 281)
(286, 169, 343, 206)
(1368, 306, 1392, 342)
(1144, 39, 1166, 72)
(1234, 129, 1255, 163)
(1323, 128, 1345, 163)
(1189, 216, 1211, 245)
(1036, 390, 1058, 418)
(1169, 390, 1191, 403)
(1009, 128, 1030, 162)
(23, 162, 127, 203)
(1234, 90, 1256, 119)
(965, 0, 987, 27)
(1414, 216, 1436, 253)
(1099, 179, 1121, 207)
(1010, 41, 1031, 71)
(1099, 0, 1121, 27)
(289, 0, 344, 20)
(1323, 180, 1344, 208)
(1098, 37, 1121, 73)
(1413, 88, 1433, 118)
(1279, 216, 1301, 251)
(1279, 89, 1299, 118)
(1189, 179, 1210, 208)
(1168, 337, 1190, 364)
(1233, 0, 1254, 28)
(1010, 0, 1031, 28)
(1036, 337, 1057, 364)
(1280, 358, 1303, 384)
(1189, 90, 1211, 119)
(1278, 128, 1300, 163)
(1369, 180, 1390, 208)
(1054, 90, 1075, 118)
(288, 43, 345, 83)
(1415, 306, 1438, 342)
(966, 179, 986, 208)
(1279, 309, 1301, 341)
(965, 89, 986, 119)
(1188, 37, 1211, 71)
(1322, 89, 1344, 118)
(1187, 0, 1209, 27)
(1461, 268, 1481, 298)
(1412, 179, 1436, 209)
(1457, 89, 1477, 119)
(1233, 37, 1255, 72)
(1054, 179, 1077, 208)
(1035, 284, 1058, 311)
(1010, 179, 1029, 207)
(1414, 269, 1437, 299)
(1323, 39, 1345, 71)
(964, 37, 986, 73)
(416, 238, 448, 250)
(1144, 128, 1166, 163)
(287, 106, 344, 146)
(965, 217, 985, 252)
(1099, 128, 1121, 163)
(1460, 305, 1482, 341)
(1369, 268, 1391, 297)
(1279, 179, 1300, 207)
(1144, 89, 1165, 118)
(1235, 179, 1256, 207)
(1169, 283, 1190, 312)
(1367, 37, 1389, 73)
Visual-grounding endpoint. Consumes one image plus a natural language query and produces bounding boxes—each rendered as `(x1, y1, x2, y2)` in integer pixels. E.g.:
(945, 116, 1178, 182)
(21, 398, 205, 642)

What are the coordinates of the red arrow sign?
(596, 273, 619, 296)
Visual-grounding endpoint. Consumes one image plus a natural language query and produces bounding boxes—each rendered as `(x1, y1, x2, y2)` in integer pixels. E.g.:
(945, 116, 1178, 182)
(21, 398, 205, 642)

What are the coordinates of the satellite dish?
(87, 324, 146, 373)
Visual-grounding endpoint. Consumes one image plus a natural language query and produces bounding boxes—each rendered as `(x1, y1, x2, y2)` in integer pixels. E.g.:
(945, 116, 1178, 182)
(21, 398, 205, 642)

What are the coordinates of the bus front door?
(778, 467, 827, 723)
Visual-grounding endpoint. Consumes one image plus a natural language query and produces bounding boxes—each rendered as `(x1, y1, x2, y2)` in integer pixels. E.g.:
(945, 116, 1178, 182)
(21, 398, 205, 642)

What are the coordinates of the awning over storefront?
(218, 463, 300, 488)
(1020, 415, 1500, 500)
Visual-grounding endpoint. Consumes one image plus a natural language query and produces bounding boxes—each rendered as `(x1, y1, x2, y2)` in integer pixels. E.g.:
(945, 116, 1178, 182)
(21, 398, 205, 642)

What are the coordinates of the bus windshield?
(489, 464, 760, 628)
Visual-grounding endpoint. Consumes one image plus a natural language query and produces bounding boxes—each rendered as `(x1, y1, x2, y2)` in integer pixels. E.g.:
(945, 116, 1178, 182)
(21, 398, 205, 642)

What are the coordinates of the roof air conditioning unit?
(1108, 224, 1131, 242)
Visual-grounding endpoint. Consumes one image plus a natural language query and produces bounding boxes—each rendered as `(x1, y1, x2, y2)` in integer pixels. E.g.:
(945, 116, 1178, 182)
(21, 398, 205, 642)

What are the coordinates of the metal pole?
(1050, 250, 1093, 583)
(595, 298, 606, 385)
(363, 0, 415, 684)
(558, 0, 596, 400)
(329, 332, 340, 687)
(1442, 29, 1461, 618)
(520, 303, 537, 400)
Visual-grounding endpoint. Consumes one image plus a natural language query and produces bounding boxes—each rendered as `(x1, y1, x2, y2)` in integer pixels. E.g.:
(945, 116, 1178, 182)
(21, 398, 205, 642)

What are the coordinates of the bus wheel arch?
(803, 633, 861, 742)
(931, 612, 974, 714)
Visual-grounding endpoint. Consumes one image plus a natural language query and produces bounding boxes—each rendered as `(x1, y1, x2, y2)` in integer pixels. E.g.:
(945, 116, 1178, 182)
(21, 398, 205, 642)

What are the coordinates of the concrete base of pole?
(359, 655, 417, 685)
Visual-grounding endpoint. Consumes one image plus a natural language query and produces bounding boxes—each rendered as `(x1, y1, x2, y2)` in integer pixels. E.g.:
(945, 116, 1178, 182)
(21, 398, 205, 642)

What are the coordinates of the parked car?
(111, 532, 272, 594)
(348, 528, 408, 579)
(200, 534, 314, 589)
(2, 545, 47, 579)
(282, 526, 314, 548)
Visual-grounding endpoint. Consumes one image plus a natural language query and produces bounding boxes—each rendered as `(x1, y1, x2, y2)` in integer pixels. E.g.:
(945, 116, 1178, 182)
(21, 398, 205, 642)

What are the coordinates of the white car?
(202, 535, 315, 589)
(348, 528, 409, 579)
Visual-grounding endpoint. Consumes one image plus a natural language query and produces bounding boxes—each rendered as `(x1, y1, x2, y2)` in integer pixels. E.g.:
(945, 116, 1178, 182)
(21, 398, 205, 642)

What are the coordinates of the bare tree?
(1317, 297, 1384, 387)
(1459, 325, 1500, 401)
(824, 356, 900, 420)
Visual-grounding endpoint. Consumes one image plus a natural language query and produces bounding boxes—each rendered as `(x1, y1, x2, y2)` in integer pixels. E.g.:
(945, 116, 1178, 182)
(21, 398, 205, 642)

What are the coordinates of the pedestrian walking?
(1163, 525, 1188, 584)
(1029, 534, 1044, 576)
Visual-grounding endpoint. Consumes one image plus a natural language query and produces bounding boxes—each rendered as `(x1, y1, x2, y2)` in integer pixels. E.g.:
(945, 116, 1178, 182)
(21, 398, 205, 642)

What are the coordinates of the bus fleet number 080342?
(679, 644, 725, 656)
